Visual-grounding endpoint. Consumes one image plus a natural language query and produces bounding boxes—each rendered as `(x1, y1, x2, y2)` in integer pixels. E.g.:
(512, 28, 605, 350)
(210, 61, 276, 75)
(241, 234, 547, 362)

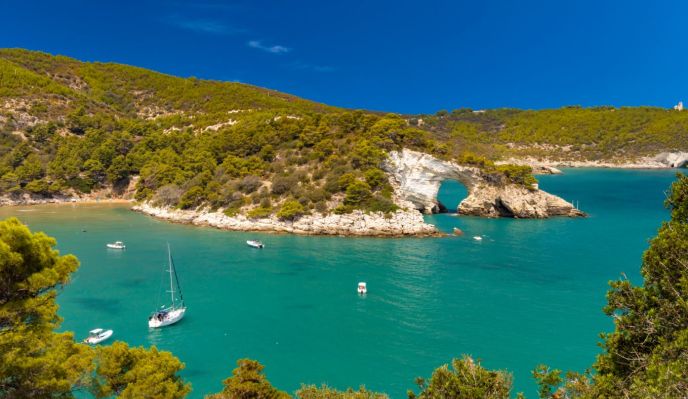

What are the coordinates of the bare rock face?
(384, 149, 482, 213)
(384, 149, 583, 218)
(652, 152, 688, 168)
(457, 183, 584, 218)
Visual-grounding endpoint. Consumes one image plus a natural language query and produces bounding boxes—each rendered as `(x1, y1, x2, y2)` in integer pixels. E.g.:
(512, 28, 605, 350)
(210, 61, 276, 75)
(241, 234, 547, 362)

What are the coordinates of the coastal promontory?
(4, 49, 688, 235)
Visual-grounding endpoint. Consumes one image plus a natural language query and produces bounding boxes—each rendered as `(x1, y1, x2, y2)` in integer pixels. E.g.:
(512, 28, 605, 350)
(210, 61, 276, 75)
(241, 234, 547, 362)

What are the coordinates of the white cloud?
(248, 40, 291, 54)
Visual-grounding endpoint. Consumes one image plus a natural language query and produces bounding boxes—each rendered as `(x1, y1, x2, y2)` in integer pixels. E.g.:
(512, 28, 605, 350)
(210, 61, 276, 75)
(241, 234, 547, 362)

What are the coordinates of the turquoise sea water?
(0, 169, 679, 398)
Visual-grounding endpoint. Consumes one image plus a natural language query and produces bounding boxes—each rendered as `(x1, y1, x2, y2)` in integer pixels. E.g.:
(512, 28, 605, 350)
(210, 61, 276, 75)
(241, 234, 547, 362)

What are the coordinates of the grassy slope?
(0, 48, 334, 116)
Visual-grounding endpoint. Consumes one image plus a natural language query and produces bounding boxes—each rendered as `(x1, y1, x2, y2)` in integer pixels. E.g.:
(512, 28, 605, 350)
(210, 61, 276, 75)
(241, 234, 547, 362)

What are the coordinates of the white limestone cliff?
(651, 152, 688, 168)
(383, 149, 584, 218)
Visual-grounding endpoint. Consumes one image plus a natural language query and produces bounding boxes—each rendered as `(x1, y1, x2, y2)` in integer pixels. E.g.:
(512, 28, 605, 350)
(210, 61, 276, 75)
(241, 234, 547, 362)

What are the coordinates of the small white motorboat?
(247, 240, 264, 249)
(358, 282, 367, 295)
(473, 236, 483, 241)
(83, 328, 113, 345)
(106, 241, 126, 249)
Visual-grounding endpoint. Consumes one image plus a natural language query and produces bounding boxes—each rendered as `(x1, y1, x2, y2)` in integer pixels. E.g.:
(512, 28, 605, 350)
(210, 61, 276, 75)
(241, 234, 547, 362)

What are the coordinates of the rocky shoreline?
(501, 151, 688, 171)
(0, 194, 132, 207)
(132, 203, 441, 237)
(5, 149, 684, 236)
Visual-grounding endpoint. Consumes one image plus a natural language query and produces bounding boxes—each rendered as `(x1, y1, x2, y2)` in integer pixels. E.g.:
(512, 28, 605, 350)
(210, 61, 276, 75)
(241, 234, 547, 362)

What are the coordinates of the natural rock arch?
(383, 149, 584, 218)
(654, 152, 688, 168)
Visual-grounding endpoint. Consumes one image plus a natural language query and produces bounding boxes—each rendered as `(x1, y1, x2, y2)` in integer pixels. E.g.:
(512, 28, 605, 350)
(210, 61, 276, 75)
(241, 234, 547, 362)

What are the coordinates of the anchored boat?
(358, 282, 367, 295)
(106, 241, 126, 249)
(148, 244, 186, 328)
(83, 328, 113, 344)
(247, 240, 264, 249)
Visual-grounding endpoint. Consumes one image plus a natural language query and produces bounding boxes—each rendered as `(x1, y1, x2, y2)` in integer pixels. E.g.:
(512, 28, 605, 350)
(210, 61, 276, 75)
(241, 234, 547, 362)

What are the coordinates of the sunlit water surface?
(0, 168, 679, 398)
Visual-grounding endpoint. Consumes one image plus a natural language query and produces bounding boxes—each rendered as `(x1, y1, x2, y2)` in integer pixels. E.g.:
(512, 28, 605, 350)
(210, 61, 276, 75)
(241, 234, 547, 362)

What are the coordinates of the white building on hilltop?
(674, 101, 684, 111)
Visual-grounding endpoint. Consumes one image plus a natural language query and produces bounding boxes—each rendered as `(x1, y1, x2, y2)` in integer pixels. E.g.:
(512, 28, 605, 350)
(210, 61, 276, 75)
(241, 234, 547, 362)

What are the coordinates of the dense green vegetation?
(2, 50, 687, 221)
(2, 173, 688, 398)
(419, 107, 688, 161)
(0, 49, 483, 217)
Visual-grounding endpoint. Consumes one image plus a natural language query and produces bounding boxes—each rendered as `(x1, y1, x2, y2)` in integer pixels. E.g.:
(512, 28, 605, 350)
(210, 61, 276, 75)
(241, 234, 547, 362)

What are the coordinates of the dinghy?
(148, 244, 186, 328)
(358, 282, 367, 295)
(247, 240, 264, 249)
(473, 236, 483, 241)
(83, 328, 113, 344)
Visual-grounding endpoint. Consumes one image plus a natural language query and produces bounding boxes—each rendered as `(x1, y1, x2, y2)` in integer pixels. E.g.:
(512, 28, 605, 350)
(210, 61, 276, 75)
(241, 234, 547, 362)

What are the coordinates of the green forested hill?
(416, 106, 688, 161)
(0, 49, 448, 216)
(0, 49, 685, 216)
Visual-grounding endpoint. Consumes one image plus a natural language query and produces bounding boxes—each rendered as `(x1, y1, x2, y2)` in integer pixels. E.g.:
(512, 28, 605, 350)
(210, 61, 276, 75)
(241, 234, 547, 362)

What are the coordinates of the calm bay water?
(0, 169, 679, 398)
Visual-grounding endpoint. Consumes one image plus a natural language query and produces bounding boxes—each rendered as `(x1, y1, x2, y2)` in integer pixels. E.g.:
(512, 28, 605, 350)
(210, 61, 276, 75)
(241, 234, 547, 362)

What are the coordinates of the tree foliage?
(277, 200, 306, 221)
(296, 385, 387, 399)
(408, 356, 513, 399)
(590, 172, 688, 398)
(0, 49, 539, 215)
(206, 359, 290, 399)
(91, 342, 190, 399)
(0, 218, 191, 399)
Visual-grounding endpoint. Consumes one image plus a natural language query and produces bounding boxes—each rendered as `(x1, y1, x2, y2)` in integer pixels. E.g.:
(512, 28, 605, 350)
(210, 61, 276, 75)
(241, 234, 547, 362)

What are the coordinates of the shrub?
(271, 174, 298, 195)
(364, 168, 387, 190)
(152, 184, 183, 206)
(238, 175, 262, 193)
(457, 152, 495, 169)
(408, 356, 512, 399)
(247, 206, 273, 219)
(337, 173, 357, 191)
(305, 187, 329, 203)
(334, 205, 354, 214)
(223, 207, 240, 217)
(296, 384, 388, 399)
(344, 180, 372, 206)
(366, 195, 398, 214)
(495, 164, 538, 187)
(277, 200, 306, 221)
(314, 201, 328, 213)
(178, 186, 205, 209)
(24, 179, 49, 195)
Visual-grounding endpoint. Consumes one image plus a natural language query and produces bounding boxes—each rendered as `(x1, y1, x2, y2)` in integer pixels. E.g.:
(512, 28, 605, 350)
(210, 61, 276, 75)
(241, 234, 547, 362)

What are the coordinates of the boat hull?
(148, 307, 186, 328)
(84, 329, 113, 344)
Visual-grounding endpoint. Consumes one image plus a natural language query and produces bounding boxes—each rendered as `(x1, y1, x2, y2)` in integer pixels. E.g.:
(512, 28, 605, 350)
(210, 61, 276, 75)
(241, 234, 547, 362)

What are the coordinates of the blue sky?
(1, 0, 686, 113)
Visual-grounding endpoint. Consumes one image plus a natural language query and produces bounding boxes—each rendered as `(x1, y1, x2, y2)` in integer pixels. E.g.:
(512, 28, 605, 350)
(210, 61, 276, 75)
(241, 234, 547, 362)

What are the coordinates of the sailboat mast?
(168, 243, 175, 309)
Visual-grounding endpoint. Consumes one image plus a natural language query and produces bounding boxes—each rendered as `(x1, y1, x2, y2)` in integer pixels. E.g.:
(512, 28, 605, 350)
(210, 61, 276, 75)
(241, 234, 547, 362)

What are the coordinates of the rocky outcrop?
(383, 149, 583, 218)
(133, 203, 440, 237)
(457, 183, 584, 218)
(652, 152, 688, 168)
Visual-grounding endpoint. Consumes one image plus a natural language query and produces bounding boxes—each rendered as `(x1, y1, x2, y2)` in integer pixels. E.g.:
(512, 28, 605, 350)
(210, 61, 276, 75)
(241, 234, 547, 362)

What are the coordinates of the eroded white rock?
(384, 149, 583, 218)
(132, 203, 440, 237)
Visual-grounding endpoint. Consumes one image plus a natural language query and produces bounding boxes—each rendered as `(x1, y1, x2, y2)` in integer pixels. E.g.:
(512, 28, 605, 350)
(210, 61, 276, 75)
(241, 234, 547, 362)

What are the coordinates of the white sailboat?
(148, 244, 186, 328)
